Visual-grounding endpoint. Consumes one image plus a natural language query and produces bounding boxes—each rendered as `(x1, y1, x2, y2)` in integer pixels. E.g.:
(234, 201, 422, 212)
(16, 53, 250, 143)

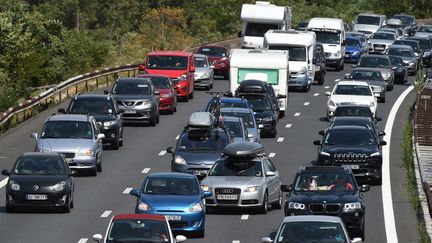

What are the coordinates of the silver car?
(220, 107, 261, 143)
(201, 142, 282, 213)
(367, 31, 397, 54)
(193, 54, 214, 90)
(386, 44, 419, 75)
(32, 114, 105, 176)
(222, 116, 250, 142)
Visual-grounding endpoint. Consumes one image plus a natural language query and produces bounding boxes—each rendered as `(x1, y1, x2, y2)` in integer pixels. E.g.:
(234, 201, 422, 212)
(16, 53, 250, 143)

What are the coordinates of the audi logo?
(221, 189, 234, 194)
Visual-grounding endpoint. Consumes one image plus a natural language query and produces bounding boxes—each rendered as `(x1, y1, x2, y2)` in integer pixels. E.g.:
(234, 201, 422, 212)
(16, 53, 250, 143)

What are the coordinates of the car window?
(346, 38, 361, 47)
(107, 219, 171, 243)
(42, 121, 93, 139)
(197, 46, 227, 57)
(334, 107, 373, 118)
(221, 111, 255, 129)
(69, 99, 114, 114)
(277, 221, 348, 243)
(146, 55, 188, 70)
(324, 129, 376, 146)
(224, 120, 244, 138)
(194, 56, 208, 67)
(178, 130, 229, 151)
(350, 70, 384, 81)
(247, 97, 272, 112)
(208, 160, 263, 177)
(14, 157, 66, 175)
(371, 32, 395, 40)
(294, 172, 356, 192)
(359, 57, 391, 68)
(387, 48, 414, 57)
(141, 76, 171, 89)
(143, 177, 198, 195)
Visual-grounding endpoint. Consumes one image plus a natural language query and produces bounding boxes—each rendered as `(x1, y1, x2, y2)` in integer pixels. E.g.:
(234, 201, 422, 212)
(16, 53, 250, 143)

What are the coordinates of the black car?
(324, 116, 385, 143)
(313, 125, 387, 185)
(59, 93, 124, 149)
(333, 104, 382, 124)
(388, 55, 408, 84)
(313, 42, 327, 85)
(281, 166, 370, 240)
(408, 36, 432, 68)
(2, 152, 75, 213)
(241, 94, 278, 138)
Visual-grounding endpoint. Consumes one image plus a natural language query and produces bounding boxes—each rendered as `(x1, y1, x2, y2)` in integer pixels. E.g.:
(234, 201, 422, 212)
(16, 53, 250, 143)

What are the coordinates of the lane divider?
(141, 168, 151, 174)
(232, 241, 240, 243)
(269, 153, 276, 158)
(158, 150, 167, 156)
(324, 86, 330, 89)
(0, 177, 8, 189)
(304, 102, 310, 106)
(313, 93, 319, 96)
(77, 239, 88, 243)
(285, 124, 292, 128)
(277, 137, 284, 143)
(101, 210, 112, 218)
(123, 188, 133, 194)
(294, 113, 301, 117)
(241, 214, 249, 220)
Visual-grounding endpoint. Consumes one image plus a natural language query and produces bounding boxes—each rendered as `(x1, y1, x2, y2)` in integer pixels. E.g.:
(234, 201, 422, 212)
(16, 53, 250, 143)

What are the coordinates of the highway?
(0, 64, 420, 243)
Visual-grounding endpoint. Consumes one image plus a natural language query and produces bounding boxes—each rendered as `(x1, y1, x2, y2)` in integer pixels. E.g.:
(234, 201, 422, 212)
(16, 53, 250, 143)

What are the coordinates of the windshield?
(417, 25, 432, 33)
(394, 41, 418, 52)
(324, 129, 376, 146)
(356, 15, 381, 25)
(221, 111, 255, 129)
(245, 23, 279, 37)
(197, 47, 227, 57)
(209, 160, 262, 177)
(268, 45, 306, 61)
(246, 97, 272, 112)
(223, 120, 244, 138)
(387, 48, 414, 57)
(346, 38, 361, 47)
(350, 70, 384, 81)
(140, 76, 170, 89)
(70, 99, 113, 115)
(14, 157, 66, 175)
(315, 31, 340, 44)
(371, 32, 395, 40)
(294, 172, 356, 192)
(113, 81, 152, 95)
(41, 121, 93, 139)
(359, 56, 391, 68)
(194, 56, 209, 68)
(276, 222, 349, 243)
(334, 84, 372, 96)
(388, 55, 404, 66)
(334, 107, 373, 118)
(410, 38, 430, 50)
(106, 219, 171, 243)
(146, 55, 188, 70)
(178, 130, 229, 151)
(144, 177, 198, 195)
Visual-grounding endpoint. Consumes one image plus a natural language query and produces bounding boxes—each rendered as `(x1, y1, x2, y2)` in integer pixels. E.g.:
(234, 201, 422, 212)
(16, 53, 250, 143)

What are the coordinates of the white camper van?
(229, 49, 289, 115)
(239, 1, 292, 49)
(264, 30, 316, 92)
(307, 18, 346, 71)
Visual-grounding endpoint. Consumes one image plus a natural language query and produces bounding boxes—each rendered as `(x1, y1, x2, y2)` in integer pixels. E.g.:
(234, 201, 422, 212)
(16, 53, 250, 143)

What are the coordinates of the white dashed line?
(334, 79, 340, 82)
(294, 112, 301, 117)
(324, 86, 330, 89)
(277, 137, 284, 142)
(0, 177, 8, 189)
(241, 214, 249, 220)
(285, 124, 292, 128)
(175, 135, 180, 140)
(141, 168, 151, 174)
(0, 156, 6, 159)
(101, 210, 112, 218)
(313, 93, 319, 96)
(158, 150, 167, 156)
(269, 153, 276, 158)
(304, 102, 310, 106)
(77, 239, 88, 243)
(123, 187, 133, 194)
(232, 241, 240, 243)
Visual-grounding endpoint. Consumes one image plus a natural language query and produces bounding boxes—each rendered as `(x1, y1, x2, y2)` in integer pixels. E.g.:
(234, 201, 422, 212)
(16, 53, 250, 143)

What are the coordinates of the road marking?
(77, 239, 88, 243)
(0, 156, 6, 159)
(294, 112, 301, 116)
(123, 187, 133, 194)
(285, 124, 292, 128)
(269, 152, 276, 158)
(313, 93, 319, 96)
(304, 102, 310, 106)
(158, 150, 167, 156)
(241, 214, 249, 220)
(324, 86, 330, 89)
(175, 135, 180, 140)
(141, 168, 151, 174)
(0, 177, 8, 189)
(101, 210, 112, 218)
(232, 241, 240, 243)
(334, 79, 340, 82)
(382, 85, 413, 243)
(277, 137, 284, 142)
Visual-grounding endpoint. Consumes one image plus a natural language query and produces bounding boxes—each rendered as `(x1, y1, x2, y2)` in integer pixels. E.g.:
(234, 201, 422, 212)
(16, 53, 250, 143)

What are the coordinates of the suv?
(281, 166, 370, 240)
(408, 36, 432, 68)
(60, 93, 124, 149)
(111, 77, 160, 126)
(313, 124, 387, 185)
(313, 42, 326, 85)
(333, 104, 382, 123)
(31, 114, 104, 176)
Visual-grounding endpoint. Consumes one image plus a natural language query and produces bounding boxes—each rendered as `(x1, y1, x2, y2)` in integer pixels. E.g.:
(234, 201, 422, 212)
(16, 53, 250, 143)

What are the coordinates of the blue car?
(205, 97, 251, 112)
(344, 36, 364, 63)
(130, 172, 212, 237)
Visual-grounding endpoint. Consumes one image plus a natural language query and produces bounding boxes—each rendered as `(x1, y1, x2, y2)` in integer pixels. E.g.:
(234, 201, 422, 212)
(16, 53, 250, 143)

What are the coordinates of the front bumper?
(159, 97, 175, 111)
(194, 78, 211, 87)
(325, 57, 343, 67)
(99, 126, 119, 143)
(289, 74, 309, 88)
(6, 190, 70, 208)
(256, 121, 275, 134)
(120, 107, 155, 121)
(136, 210, 205, 232)
(205, 188, 263, 208)
(317, 156, 382, 182)
(171, 162, 213, 178)
(174, 81, 190, 97)
(344, 52, 361, 63)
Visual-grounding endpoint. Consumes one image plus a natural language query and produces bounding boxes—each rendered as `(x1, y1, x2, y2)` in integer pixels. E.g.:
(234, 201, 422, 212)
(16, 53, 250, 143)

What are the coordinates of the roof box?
(223, 142, 264, 158)
(187, 112, 214, 128)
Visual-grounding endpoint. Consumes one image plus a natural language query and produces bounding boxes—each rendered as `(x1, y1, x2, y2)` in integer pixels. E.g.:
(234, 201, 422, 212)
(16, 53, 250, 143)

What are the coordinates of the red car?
(139, 51, 195, 102)
(137, 74, 177, 114)
(196, 45, 230, 79)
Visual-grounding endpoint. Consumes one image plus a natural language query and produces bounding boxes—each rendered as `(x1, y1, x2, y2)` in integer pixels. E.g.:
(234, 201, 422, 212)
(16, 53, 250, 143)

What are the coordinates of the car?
(2, 152, 75, 213)
(386, 45, 419, 75)
(344, 68, 387, 102)
(92, 214, 186, 243)
(241, 93, 278, 138)
(313, 124, 387, 185)
(205, 96, 251, 113)
(326, 116, 385, 142)
(167, 112, 232, 177)
(196, 45, 230, 79)
(344, 36, 365, 63)
(392, 14, 417, 36)
(32, 114, 104, 176)
(137, 74, 177, 114)
(408, 36, 432, 67)
(414, 24, 432, 38)
(313, 42, 327, 85)
(388, 55, 408, 84)
(221, 116, 250, 142)
(220, 107, 260, 143)
(59, 93, 124, 150)
(111, 77, 160, 126)
(353, 13, 387, 38)
(325, 81, 377, 119)
(377, 27, 401, 40)
(295, 20, 309, 31)
(129, 172, 212, 237)
(346, 32, 368, 52)
(261, 215, 362, 243)
(193, 54, 214, 90)
(333, 104, 382, 123)
(201, 142, 282, 213)
(355, 54, 395, 91)
(280, 166, 369, 240)
(367, 31, 397, 54)
(393, 40, 422, 60)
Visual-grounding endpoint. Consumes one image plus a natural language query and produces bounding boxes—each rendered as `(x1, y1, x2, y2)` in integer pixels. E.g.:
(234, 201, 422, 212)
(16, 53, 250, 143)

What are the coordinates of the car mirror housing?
(318, 130, 325, 136)
(313, 140, 321, 145)
(166, 146, 174, 153)
(351, 238, 363, 243)
(31, 132, 39, 140)
(176, 235, 187, 242)
(360, 184, 370, 192)
(378, 131, 386, 136)
(380, 141, 387, 146)
(92, 234, 103, 243)
(280, 184, 291, 192)
(97, 134, 105, 139)
(138, 64, 145, 71)
(129, 188, 139, 197)
(277, 94, 287, 99)
(325, 91, 331, 96)
(103, 90, 109, 94)
(1, 170, 10, 176)
(344, 73, 350, 79)
(266, 171, 276, 177)
(58, 108, 66, 114)
(70, 170, 78, 177)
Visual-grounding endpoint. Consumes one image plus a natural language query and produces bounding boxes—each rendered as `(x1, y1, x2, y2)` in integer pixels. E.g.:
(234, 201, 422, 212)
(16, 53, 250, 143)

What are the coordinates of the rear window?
(238, 68, 279, 85)
(197, 47, 227, 57)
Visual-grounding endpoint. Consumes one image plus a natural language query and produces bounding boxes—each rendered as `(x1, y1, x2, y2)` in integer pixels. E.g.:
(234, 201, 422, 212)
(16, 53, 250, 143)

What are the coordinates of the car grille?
(118, 101, 138, 107)
(373, 44, 386, 51)
(169, 221, 188, 228)
(333, 153, 368, 163)
(215, 187, 241, 204)
(61, 152, 75, 159)
(309, 203, 341, 213)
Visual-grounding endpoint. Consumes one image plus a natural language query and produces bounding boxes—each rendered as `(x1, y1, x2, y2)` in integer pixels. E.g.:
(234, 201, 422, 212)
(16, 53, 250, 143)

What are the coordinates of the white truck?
(229, 49, 289, 115)
(264, 30, 316, 92)
(307, 18, 346, 71)
(239, 1, 292, 49)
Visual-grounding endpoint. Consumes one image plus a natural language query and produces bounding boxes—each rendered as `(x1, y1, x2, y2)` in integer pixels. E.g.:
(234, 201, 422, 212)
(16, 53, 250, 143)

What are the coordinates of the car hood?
(144, 69, 187, 78)
(368, 39, 394, 45)
(367, 80, 386, 88)
(176, 150, 222, 165)
(195, 67, 211, 74)
(331, 95, 375, 105)
(321, 146, 380, 154)
(9, 175, 66, 187)
(91, 114, 117, 122)
(37, 139, 95, 152)
(141, 194, 200, 210)
(289, 61, 307, 72)
(289, 191, 360, 204)
(112, 94, 153, 101)
(346, 46, 362, 52)
(254, 110, 274, 119)
(202, 176, 262, 188)
(322, 44, 340, 54)
(399, 56, 416, 62)
(354, 24, 380, 33)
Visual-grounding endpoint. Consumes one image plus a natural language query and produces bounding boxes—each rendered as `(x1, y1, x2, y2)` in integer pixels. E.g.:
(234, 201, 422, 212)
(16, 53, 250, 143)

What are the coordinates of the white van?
(229, 49, 289, 115)
(307, 18, 346, 71)
(264, 30, 316, 92)
(239, 1, 292, 49)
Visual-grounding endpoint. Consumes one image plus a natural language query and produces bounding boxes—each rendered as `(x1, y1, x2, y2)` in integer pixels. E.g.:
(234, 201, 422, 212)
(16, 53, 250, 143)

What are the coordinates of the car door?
(263, 159, 280, 201)
(92, 119, 103, 158)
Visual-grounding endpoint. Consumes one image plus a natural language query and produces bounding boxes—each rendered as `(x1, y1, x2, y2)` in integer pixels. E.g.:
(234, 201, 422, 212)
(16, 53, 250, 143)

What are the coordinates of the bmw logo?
(33, 185, 40, 191)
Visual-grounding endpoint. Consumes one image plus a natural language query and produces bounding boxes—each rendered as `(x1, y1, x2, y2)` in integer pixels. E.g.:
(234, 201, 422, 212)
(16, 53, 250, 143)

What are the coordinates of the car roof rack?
(223, 142, 264, 158)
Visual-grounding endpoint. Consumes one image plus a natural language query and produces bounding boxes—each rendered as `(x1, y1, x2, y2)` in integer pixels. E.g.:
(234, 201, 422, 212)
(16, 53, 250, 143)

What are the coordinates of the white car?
(326, 81, 377, 119)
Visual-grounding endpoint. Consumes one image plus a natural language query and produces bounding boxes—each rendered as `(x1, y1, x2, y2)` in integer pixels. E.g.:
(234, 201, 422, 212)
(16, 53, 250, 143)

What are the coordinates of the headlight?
(77, 149, 94, 157)
(424, 51, 431, 57)
(137, 101, 152, 109)
(138, 201, 151, 211)
(189, 202, 203, 212)
(288, 202, 306, 210)
(370, 152, 381, 157)
(262, 116, 273, 122)
(382, 72, 391, 79)
(244, 186, 260, 193)
(334, 51, 341, 57)
(178, 73, 187, 81)
(37, 148, 51, 153)
(352, 51, 360, 55)
(369, 102, 375, 108)
(9, 180, 20, 191)
(299, 67, 307, 74)
(174, 155, 186, 165)
(201, 185, 211, 192)
(52, 181, 66, 191)
(320, 151, 330, 156)
(343, 202, 362, 211)
(103, 120, 117, 127)
(161, 93, 173, 98)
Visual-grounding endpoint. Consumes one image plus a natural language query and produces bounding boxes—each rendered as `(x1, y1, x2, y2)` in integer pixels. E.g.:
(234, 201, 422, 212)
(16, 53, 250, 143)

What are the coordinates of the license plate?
(124, 110, 136, 114)
(375, 47, 384, 50)
(26, 194, 47, 200)
(216, 194, 238, 200)
(165, 215, 181, 221)
(344, 164, 360, 169)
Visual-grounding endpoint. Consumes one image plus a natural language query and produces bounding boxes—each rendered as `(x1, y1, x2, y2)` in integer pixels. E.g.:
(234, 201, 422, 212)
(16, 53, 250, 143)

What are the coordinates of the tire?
(183, 94, 189, 102)
(97, 160, 102, 172)
(119, 129, 124, 147)
(189, 91, 194, 99)
(272, 190, 283, 209)
(270, 128, 277, 138)
(62, 199, 70, 213)
(156, 112, 160, 124)
(379, 97, 385, 103)
(279, 110, 285, 119)
(149, 114, 157, 126)
(70, 193, 74, 209)
(340, 61, 344, 71)
(302, 85, 308, 92)
(375, 171, 382, 185)
(194, 229, 205, 238)
(335, 64, 341, 72)
(111, 133, 120, 150)
(5, 205, 15, 213)
(260, 192, 269, 214)
(89, 166, 97, 176)
(174, 105, 177, 112)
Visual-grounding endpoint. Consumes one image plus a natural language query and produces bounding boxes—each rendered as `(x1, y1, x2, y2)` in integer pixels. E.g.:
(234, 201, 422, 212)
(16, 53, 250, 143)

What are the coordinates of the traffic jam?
(1, 1, 431, 243)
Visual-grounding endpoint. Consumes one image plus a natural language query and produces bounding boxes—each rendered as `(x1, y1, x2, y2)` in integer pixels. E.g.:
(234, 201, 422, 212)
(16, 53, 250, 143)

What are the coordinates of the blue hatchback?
(130, 172, 212, 237)
(344, 36, 364, 63)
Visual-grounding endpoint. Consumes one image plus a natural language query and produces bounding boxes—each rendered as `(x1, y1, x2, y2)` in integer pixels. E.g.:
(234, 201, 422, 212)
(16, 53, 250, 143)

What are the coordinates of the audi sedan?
(2, 152, 75, 213)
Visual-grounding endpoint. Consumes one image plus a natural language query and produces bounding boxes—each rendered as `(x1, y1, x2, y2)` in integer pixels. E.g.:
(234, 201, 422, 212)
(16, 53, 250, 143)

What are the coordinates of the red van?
(139, 51, 195, 101)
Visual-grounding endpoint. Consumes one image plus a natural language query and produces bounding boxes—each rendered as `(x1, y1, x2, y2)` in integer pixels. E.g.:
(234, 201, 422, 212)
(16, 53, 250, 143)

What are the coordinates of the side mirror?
(138, 64, 145, 71)
(210, 65, 215, 69)
(203, 191, 212, 198)
(1, 170, 10, 176)
(70, 170, 78, 177)
(31, 132, 39, 140)
(280, 184, 291, 192)
(262, 237, 273, 243)
(318, 130, 325, 136)
(237, 31, 243, 38)
(351, 238, 363, 243)
(154, 90, 160, 96)
(266, 171, 275, 177)
(325, 91, 331, 96)
(258, 124, 264, 129)
(351, 64, 357, 68)
(58, 108, 66, 114)
(176, 235, 187, 242)
(380, 141, 387, 146)
(360, 184, 370, 192)
(375, 117, 382, 122)
(224, 91, 233, 97)
(190, 66, 196, 72)
(166, 146, 174, 154)
(92, 234, 103, 243)
(313, 140, 321, 145)
(344, 73, 350, 79)
(378, 131, 386, 136)
(103, 90, 109, 94)
(129, 188, 139, 197)
(97, 134, 105, 139)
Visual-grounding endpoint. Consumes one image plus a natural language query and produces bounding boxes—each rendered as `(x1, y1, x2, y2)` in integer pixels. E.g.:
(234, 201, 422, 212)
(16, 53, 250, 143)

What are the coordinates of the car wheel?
(62, 198, 71, 213)
(335, 64, 341, 72)
(340, 62, 344, 71)
(210, 82, 213, 89)
(260, 192, 269, 214)
(318, 75, 325, 85)
(70, 193, 74, 209)
(379, 97, 385, 103)
(111, 133, 120, 150)
(194, 229, 205, 238)
(272, 190, 283, 209)
(302, 85, 308, 92)
(89, 166, 97, 176)
(156, 112, 160, 124)
(97, 160, 102, 172)
(223, 73, 229, 80)
(149, 115, 157, 126)
(183, 94, 189, 102)
(279, 110, 285, 119)
(119, 129, 124, 146)
(189, 91, 194, 99)
(270, 128, 277, 138)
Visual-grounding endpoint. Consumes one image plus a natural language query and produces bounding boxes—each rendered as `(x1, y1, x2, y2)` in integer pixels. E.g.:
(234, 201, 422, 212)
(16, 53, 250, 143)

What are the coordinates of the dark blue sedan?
(130, 172, 212, 238)
(345, 36, 364, 63)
